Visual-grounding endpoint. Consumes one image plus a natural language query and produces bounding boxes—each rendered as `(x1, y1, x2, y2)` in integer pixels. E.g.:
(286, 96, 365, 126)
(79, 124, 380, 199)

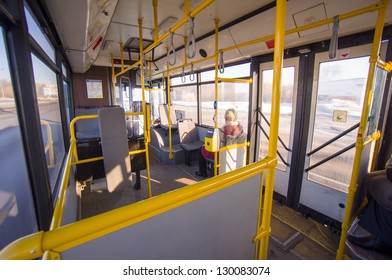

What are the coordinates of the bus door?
(257, 57, 299, 197)
(299, 43, 386, 222)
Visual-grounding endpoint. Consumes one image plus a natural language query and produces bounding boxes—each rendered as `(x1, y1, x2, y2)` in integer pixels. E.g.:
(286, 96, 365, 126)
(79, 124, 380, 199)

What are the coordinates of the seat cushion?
(181, 140, 203, 151)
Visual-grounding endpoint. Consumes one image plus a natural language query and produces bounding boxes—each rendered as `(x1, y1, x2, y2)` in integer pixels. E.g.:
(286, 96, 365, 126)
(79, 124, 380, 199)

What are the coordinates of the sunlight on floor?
(175, 177, 198, 185)
(140, 175, 161, 184)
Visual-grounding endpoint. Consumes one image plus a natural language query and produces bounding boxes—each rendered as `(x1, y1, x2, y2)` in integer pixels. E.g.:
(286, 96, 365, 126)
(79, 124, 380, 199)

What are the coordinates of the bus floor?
(78, 154, 340, 260)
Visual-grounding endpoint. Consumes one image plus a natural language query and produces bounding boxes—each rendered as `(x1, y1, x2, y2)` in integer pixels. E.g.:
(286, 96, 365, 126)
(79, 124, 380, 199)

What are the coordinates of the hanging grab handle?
(219, 51, 225, 74)
(181, 66, 186, 83)
(143, 53, 148, 76)
(168, 32, 176, 66)
(329, 15, 339, 59)
(186, 15, 196, 59)
(189, 64, 195, 82)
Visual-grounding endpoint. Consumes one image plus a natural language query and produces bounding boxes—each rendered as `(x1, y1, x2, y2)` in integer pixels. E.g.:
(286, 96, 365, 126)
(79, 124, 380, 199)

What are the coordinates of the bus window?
(24, 5, 55, 63)
(171, 85, 197, 122)
(200, 63, 251, 82)
(0, 27, 38, 250)
(63, 80, 71, 126)
(200, 82, 250, 132)
(31, 54, 65, 191)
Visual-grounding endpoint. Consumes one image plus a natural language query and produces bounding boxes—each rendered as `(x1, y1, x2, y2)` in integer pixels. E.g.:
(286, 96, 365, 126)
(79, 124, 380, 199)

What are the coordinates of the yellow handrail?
(213, 18, 220, 176)
(217, 77, 253, 84)
(257, 0, 286, 260)
(218, 141, 250, 152)
(42, 141, 76, 260)
(216, 142, 250, 173)
(138, 17, 153, 198)
(165, 48, 174, 160)
(0, 156, 275, 260)
(69, 112, 152, 197)
(377, 60, 392, 72)
(336, 0, 390, 260)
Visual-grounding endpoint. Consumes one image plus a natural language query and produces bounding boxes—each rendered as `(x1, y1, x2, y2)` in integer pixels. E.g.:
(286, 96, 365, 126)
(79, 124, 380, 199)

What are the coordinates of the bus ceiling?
(45, 0, 392, 74)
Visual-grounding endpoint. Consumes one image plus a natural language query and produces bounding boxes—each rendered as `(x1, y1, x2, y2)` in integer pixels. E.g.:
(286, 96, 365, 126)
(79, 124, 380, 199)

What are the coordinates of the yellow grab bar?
(0, 157, 274, 260)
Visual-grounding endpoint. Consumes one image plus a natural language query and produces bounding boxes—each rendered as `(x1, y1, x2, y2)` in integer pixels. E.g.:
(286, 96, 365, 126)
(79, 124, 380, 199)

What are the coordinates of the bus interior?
(0, 0, 392, 260)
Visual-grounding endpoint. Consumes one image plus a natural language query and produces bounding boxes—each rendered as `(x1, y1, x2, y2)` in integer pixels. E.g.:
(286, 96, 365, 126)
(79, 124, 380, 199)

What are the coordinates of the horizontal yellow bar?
(218, 77, 253, 84)
(125, 111, 143, 116)
(377, 60, 392, 72)
(0, 156, 275, 259)
(70, 114, 98, 142)
(72, 150, 146, 166)
(364, 130, 381, 147)
(252, 228, 271, 243)
(71, 156, 103, 166)
(219, 142, 250, 152)
(129, 149, 146, 156)
(149, 55, 214, 78)
(114, 60, 141, 77)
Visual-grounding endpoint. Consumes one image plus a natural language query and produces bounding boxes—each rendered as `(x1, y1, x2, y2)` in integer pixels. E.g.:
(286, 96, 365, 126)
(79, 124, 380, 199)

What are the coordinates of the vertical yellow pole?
(166, 47, 174, 160)
(184, 0, 190, 18)
(213, 18, 220, 176)
(120, 41, 124, 72)
(152, 0, 159, 42)
(111, 53, 117, 105)
(336, 0, 390, 260)
(139, 18, 152, 198)
(259, 0, 286, 260)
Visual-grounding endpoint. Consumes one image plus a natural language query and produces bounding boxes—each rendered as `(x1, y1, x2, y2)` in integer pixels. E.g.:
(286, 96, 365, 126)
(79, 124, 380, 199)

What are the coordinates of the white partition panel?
(62, 174, 261, 260)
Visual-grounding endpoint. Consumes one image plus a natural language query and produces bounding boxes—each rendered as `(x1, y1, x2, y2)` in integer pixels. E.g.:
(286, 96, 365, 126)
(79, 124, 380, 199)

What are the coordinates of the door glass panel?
(149, 88, 164, 121)
(259, 67, 295, 170)
(130, 88, 145, 136)
(308, 57, 369, 192)
(119, 77, 131, 111)
(0, 28, 38, 249)
(367, 66, 387, 136)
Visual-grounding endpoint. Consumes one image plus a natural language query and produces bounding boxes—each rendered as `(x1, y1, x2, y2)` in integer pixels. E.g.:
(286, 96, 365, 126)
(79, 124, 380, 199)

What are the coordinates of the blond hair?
(225, 108, 237, 123)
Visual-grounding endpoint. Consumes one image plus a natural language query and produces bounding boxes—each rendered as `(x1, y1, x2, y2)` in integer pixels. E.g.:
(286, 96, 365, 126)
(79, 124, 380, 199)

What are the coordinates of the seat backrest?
(98, 107, 132, 192)
(74, 107, 100, 139)
(219, 133, 247, 174)
(158, 104, 169, 126)
(159, 104, 177, 127)
(178, 119, 198, 144)
(224, 132, 247, 146)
